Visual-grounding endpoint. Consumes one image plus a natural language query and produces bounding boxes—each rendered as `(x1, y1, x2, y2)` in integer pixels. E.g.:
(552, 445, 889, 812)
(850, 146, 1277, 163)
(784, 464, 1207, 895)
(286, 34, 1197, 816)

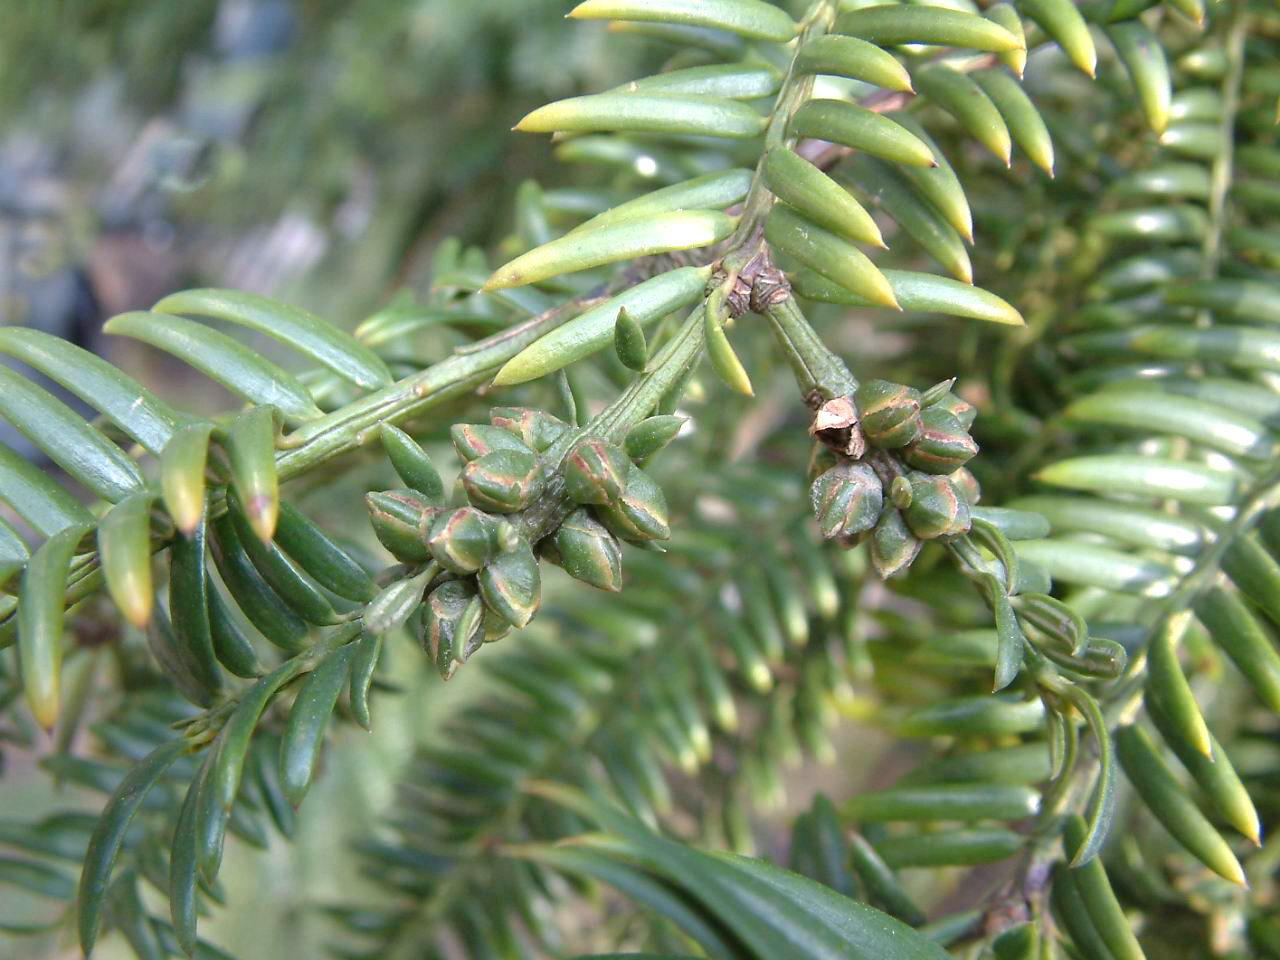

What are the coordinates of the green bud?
(614, 306, 648, 372)
(890, 475, 913, 508)
(420, 580, 485, 680)
(952, 467, 981, 505)
(903, 407, 979, 474)
(871, 507, 922, 578)
(904, 473, 972, 540)
(479, 536, 541, 627)
(596, 464, 671, 542)
(451, 423, 533, 462)
(483, 608, 512, 644)
(856, 379, 922, 449)
(625, 415, 685, 462)
(925, 390, 976, 429)
(490, 406, 569, 452)
(544, 508, 624, 591)
(425, 507, 516, 574)
(366, 489, 437, 562)
(381, 424, 445, 500)
(461, 448, 544, 513)
(810, 462, 883, 541)
(564, 438, 630, 505)
(918, 377, 957, 407)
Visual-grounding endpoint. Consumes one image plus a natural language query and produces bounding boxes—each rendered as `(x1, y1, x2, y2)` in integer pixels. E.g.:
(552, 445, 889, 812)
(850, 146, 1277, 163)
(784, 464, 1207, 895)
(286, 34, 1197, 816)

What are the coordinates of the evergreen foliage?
(2, 0, 1280, 957)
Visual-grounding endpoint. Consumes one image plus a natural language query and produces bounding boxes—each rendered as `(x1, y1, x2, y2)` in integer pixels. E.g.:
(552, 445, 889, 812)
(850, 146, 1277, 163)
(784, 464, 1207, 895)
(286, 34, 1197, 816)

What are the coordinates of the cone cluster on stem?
(808, 378, 979, 577)
(367, 406, 672, 679)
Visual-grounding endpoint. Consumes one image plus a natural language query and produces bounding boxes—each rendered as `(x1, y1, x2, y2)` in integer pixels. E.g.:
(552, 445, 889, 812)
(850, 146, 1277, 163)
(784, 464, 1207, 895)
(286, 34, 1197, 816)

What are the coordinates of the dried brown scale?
(719, 248, 793, 319)
(810, 395, 868, 459)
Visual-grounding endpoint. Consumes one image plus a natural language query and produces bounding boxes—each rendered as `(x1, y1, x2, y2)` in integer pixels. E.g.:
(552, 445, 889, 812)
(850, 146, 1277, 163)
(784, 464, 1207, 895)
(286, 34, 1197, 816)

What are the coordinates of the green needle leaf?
(486, 212, 733, 290)
(105, 311, 324, 425)
(790, 99, 937, 168)
(704, 308, 753, 397)
(795, 34, 914, 92)
(1107, 21, 1171, 134)
(568, 0, 799, 42)
(153, 288, 393, 391)
(516, 94, 766, 140)
(18, 523, 91, 729)
(495, 266, 711, 384)
(280, 644, 356, 805)
(79, 738, 189, 955)
(0, 327, 192, 455)
(97, 493, 155, 629)
(836, 6, 1025, 52)
(225, 406, 280, 544)
(0, 366, 143, 503)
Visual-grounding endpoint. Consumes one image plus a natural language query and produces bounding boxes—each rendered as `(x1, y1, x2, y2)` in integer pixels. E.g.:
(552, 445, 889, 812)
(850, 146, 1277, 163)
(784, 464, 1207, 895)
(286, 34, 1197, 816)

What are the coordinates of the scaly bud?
(918, 377, 957, 407)
(420, 581, 485, 680)
(952, 467, 981, 505)
(810, 462, 883, 541)
(904, 473, 972, 540)
(544, 508, 624, 591)
(483, 610, 513, 645)
(856, 379, 922, 449)
(870, 507, 922, 578)
(490, 406, 569, 452)
(596, 464, 671, 542)
(902, 407, 978, 474)
(425, 507, 516, 574)
(479, 537, 541, 627)
(462, 449, 544, 513)
(366, 489, 437, 562)
(451, 423, 533, 462)
(924, 389, 976, 429)
(564, 438, 631, 505)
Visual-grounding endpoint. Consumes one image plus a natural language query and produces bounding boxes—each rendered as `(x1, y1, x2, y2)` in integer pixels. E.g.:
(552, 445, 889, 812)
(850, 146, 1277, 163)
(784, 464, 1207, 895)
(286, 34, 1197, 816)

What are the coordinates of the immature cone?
(462, 448, 544, 513)
(596, 464, 671, 542)
(490, 406, 569, 452)
(425, 506, 517, 574)
(451, 423, 533, 462)
(871, 507, 922, 578)
(856, 379, 923, 449)
(564, 438, 631, 505)
(420, 580, 485, 680)
(544, 508, 624, 591)
(902, 407, 979, 474)
(479, 537, 541, 628)
(925, 390, 977, 430)
(482, 608, 513, 645)
(810, 462, 883, 541)
(904, 473, 972, 540)
(366, 489, 437, 562)
(952, 467, 981, 505)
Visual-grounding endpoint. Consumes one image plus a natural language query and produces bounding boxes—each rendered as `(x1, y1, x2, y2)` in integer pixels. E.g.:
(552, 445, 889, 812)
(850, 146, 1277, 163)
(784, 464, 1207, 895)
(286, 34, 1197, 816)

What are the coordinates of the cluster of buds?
(808, 379, 979, 578)
(367, 406, 674, 678)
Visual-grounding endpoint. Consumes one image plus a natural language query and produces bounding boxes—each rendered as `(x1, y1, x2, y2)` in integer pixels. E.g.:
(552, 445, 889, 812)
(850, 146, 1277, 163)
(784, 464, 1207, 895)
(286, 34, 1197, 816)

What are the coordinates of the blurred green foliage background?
(0, 0, 664, 334)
